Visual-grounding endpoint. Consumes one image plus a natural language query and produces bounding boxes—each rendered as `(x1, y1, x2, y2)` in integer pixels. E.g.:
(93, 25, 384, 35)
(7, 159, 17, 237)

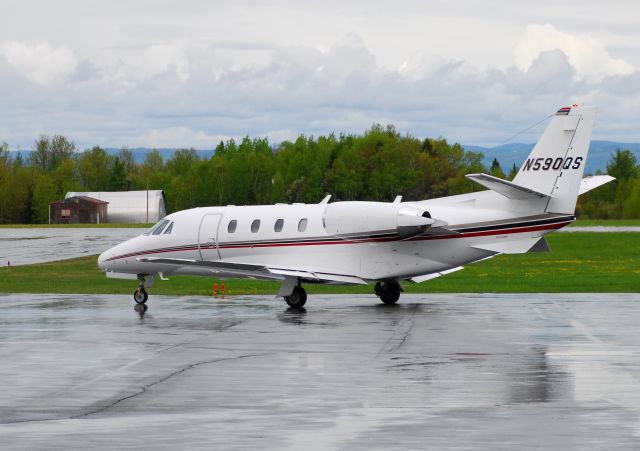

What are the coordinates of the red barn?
(49, 196, 108, 224)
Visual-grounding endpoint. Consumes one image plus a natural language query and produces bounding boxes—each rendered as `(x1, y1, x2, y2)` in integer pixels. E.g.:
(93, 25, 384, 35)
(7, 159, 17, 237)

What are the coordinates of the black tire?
(285, 286, 307, 308)
(134, 288, 148, 304)
(374, 281, 383, 296)
(379, 282, 400, 305)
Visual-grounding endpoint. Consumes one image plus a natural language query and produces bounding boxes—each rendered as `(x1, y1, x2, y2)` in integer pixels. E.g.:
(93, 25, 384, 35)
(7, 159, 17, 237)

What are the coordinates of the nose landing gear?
(134, 287, 148, 304)
(133, 274, 154, 304)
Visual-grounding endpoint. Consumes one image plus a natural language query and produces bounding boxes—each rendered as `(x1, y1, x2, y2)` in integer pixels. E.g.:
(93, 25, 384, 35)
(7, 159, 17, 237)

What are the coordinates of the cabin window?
(298, 218, 308, 232)
(274, 218, 284, 232)
(163, 222, 174, 234)
(60, 209, 71, 220)
(251, 219, 261, 233)
(227, 220, 237, 233)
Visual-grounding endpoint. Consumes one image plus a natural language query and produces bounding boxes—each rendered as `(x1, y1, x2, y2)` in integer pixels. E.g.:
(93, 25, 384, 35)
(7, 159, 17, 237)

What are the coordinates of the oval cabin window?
(298, 218, 308, 232)
(251, 219, 261, 233)
(228, 220, 237, 233)
(274, 218, 284, 232)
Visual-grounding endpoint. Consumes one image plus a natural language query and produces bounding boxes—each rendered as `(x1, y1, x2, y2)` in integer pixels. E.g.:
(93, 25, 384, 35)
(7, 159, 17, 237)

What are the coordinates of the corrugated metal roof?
(51, 196, 109, 205)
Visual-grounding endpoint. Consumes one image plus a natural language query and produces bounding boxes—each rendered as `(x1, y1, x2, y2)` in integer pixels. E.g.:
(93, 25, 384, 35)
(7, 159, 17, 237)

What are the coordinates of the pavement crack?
(0, 353, 264, 425)
(378, 305, 418, 355)
(73, 353, 264, 419)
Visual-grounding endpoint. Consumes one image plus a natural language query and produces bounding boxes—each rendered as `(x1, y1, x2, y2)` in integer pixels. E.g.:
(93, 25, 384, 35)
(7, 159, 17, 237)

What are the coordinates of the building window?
(228, 220, 237, 233)
(164, 222, 174, 234)
(251, 219, 261, 233)
(274, 218, 284, 232)
(298, 218, 308, 232)
(61, 209, 71, 220)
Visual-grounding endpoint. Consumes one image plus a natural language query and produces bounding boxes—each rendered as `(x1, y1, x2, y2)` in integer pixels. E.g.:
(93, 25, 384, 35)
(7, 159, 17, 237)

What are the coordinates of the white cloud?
(0, 41, 78, 85)
(1, 21, 640, 149)
(514, 24, 635, 82)
(136, 126, 232, 148)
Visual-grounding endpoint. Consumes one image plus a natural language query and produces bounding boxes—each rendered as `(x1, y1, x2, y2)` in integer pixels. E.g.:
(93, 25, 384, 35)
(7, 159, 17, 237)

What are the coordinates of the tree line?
(0, 125, 638, 223)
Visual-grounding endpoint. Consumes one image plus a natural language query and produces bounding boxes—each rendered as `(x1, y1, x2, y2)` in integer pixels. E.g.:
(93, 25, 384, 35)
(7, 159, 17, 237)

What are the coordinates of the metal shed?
(65, 190, 166, 224)
(50, 196, 108, 224)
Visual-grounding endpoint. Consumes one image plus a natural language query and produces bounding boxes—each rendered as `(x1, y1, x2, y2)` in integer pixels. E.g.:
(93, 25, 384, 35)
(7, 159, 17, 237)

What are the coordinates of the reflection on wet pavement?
(0, 293, 639, 450)
(0, 228, 146, 265)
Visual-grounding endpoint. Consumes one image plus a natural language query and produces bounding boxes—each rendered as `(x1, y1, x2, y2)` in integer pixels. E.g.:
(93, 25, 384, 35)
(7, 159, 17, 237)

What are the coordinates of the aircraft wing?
(137, 257, 368, 285)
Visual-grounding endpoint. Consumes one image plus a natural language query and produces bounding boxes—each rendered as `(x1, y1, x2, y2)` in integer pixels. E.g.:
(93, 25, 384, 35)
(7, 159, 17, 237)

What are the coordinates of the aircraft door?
(198, 214, 222, 261)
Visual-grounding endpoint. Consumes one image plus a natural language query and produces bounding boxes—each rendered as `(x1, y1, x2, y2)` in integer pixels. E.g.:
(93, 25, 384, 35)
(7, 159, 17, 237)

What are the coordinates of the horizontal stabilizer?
(579, 175, 615, 195)
(466, 173, 551, 200)
(471, 237, 545, 254)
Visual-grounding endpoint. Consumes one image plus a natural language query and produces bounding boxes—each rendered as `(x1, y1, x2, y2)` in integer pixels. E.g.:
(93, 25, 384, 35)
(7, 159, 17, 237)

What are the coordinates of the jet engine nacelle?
(323, 201, 435, 239)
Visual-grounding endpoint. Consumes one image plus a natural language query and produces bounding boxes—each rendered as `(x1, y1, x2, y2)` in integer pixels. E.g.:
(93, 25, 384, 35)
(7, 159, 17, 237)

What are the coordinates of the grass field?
(1, 232, 638, 295)
(568, 219, 640, 227)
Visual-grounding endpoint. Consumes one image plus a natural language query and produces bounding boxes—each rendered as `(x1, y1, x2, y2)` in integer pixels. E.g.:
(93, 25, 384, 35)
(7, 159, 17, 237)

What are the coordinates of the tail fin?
(512, 105, 596, 214)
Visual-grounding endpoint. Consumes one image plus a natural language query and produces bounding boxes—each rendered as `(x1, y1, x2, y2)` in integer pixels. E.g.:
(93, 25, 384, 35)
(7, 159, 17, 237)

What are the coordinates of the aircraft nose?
(97, 249, 111, 270)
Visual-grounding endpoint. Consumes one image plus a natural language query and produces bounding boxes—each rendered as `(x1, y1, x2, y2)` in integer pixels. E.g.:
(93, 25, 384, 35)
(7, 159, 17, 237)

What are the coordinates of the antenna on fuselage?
(319, 195, 332, 204)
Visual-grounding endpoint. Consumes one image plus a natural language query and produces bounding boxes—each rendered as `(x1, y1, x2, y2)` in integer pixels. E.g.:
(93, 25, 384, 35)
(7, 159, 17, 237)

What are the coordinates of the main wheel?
(134, 288, 148, 304)
(379, 281, 400, 305)
(285, 286, 307, 308)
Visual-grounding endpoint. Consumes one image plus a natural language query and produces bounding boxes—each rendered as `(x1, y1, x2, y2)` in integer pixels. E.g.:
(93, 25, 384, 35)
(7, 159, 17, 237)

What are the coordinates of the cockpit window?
(144, 219, 169, 236)
(151, 219, 170, 235)
(163, 222, 174, 234)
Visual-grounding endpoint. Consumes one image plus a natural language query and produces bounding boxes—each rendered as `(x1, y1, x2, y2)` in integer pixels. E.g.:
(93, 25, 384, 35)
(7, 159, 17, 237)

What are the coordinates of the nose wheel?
(134, 287, 148, 304)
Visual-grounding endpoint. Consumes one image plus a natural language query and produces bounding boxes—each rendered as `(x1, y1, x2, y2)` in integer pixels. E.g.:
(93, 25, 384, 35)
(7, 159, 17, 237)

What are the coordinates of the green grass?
(570, 219, 640, 227)
(1, 233, 638, 295)
(0, 223, 153, 228)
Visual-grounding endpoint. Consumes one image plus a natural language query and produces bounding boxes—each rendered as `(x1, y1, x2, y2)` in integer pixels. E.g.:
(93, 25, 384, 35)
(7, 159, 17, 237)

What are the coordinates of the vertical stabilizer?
(512, 106, 596, 214)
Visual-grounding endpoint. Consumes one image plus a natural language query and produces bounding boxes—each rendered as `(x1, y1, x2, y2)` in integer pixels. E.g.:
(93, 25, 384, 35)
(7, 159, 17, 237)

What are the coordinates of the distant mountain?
(103, 148, 215, 163)
(465, 140, 640, 174)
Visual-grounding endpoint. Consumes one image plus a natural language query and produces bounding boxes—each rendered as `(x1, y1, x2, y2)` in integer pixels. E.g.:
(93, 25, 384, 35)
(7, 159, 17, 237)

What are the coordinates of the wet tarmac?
(1, 293, 639, 450)
(0, 228, 146, 266)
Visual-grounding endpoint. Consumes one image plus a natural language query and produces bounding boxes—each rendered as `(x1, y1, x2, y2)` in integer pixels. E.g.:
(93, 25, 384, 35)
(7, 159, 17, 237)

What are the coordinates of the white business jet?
(98, 105, 613, 308)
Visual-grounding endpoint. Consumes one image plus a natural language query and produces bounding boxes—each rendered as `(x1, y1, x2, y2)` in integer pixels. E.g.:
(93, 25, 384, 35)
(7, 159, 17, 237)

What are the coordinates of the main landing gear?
(285, 285, 307, 309)
(374, 280, 401, 305)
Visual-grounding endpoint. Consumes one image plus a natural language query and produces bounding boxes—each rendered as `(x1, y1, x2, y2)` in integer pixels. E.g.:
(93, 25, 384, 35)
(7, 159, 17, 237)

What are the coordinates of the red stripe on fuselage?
(108, 220, 570, 261)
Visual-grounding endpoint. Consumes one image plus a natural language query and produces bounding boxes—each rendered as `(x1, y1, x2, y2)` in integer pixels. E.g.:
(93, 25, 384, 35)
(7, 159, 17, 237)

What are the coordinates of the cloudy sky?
(1, 0, 639, 149)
